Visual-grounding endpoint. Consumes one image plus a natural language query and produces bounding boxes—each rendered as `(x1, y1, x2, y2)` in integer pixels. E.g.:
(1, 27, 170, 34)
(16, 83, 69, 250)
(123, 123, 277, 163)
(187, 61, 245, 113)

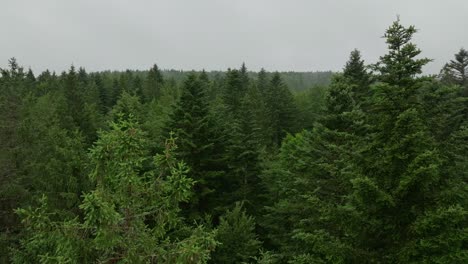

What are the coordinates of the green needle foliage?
(12, 117, 217, 263)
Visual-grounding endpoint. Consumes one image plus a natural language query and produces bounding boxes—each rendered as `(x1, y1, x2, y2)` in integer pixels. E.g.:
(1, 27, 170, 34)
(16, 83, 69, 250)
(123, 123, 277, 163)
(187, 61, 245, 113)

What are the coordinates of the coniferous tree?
(257, 68, 269, 97)
(110, 91, 145, 122)
(295, 85, 327, 131)
(166, 73, 226, 218)
(142, 64, 164, 102)
(224, 85, 266, 212)
(12, 117, 217, 263)
(0, 59, 28, 261)
(372, 19, 431, 87)
(343, 49, 372, 97)
(2, 20, 467, 263)
(36, 70, 58, 96)
(24, 68, 36, 92)
(261, 50, 371, 262)
(223, 68, 245, 116)
(347, 19, 466, 262)
(63, 66, 84, 130)
(17, 94, 88, 213)
(211, 203, 261, 264)
(264, 72, 298, 147)
(440, 48, 468, 89)
(62, 66, 101, 142)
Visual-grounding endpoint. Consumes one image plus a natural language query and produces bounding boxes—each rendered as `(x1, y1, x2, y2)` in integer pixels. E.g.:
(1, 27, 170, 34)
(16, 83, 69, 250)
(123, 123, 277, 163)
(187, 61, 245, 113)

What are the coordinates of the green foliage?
(373, 18, 431, 86)
(440, 48, 468, 88)
(110, 91, 145, 122)
(13, 117, 217, 263)
(264, 72, 299, 147)
(295, 85, 327, 130)
(211, 202, 261, 264)
(17, 93, 88, 212)
(1, 19, 467, 264)
(142, 64, 164, 103)
(261, 19, 467, 263)
(165, 73, 228, 218)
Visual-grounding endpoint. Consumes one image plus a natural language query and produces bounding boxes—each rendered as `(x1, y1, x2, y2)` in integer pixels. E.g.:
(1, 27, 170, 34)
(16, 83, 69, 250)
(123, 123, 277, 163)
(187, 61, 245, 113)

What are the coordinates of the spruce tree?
(440, 48, 468, 88)
(261, 51, 371, 262)
(347, 19, 466, 262)
(166, 73, 225, 218)
(264, 72, 298, 147)
(224, 84, 267, 212)
(62, 65, 101, 142)
(372, 18, 431, 87)
(142, 64, 164, 103)
(223, 68, 245, 116)
(0, 59, 28, 261)
(63, 66, 84, 130)
(256, 68, 269, 97)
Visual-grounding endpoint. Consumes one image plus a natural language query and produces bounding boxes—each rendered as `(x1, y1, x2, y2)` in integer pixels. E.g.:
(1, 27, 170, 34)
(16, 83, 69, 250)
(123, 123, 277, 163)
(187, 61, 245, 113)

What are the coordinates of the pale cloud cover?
(1, 0, 467, 74)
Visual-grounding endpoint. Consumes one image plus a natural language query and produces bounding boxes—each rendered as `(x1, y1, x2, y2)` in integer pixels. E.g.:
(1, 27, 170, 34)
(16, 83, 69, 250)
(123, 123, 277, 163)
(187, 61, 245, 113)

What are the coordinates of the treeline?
(153, 69, 333, 92)
(0, 19, 466, 263)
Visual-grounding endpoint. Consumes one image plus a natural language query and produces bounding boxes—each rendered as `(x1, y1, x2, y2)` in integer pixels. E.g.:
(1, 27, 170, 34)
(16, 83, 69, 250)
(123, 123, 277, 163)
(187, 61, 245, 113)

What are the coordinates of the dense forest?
(0, 20, 466, 263)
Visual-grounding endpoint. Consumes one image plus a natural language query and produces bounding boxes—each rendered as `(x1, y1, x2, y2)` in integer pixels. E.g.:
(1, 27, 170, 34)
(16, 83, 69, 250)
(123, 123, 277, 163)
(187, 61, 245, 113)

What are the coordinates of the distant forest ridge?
(96, 68, 334, 91)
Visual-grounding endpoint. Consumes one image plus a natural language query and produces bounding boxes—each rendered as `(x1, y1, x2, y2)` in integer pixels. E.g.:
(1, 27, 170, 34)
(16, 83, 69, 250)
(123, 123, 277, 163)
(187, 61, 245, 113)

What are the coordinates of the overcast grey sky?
(1, 0, 467, 74)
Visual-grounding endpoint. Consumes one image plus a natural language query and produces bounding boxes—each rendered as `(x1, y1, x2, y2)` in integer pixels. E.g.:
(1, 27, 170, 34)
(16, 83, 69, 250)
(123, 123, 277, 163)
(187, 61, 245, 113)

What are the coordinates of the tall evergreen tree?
(63, 66, 84, 130)
(0, 58, 28, 261)
(256, 68, 269, 97)
(223, 68, 245, 116)
(166, 73, 226, 218)
(264, 72, 298, 147)
(347, 19, 466, 262)
(440, 48, 468, 88)
(343, 49, 371, 95)
(372, 18, 431, 87)
(261, 53, 369, 262)
(224, 83, 267, 212)
(142, 64, 164, 102)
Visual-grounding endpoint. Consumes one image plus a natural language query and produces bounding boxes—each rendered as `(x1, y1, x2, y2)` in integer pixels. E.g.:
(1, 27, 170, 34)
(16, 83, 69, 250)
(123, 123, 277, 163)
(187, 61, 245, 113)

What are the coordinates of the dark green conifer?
(166, 73, 225, 218)
(142, 64, 164, 102)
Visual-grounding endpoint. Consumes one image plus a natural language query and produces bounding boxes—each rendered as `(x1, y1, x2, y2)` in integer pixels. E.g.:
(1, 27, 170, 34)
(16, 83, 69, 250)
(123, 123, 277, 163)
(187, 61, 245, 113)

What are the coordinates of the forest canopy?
(0, 19, 467, 263)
